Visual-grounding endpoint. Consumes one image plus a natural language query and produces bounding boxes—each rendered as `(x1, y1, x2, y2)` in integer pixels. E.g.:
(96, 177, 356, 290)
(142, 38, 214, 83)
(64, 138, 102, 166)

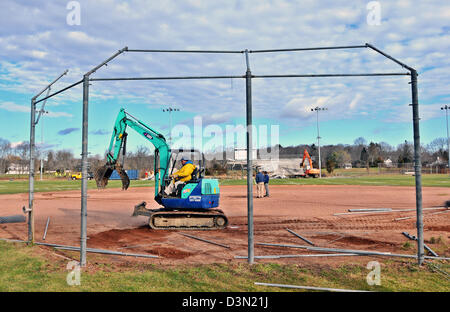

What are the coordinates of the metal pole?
(410, 69, 424, 265)
(446, 107, 450, 175)
(257, 242, 450, 260)
(42, 217, 50, 240)
(80, 74, 89, 267)
(28, 98, 36, 244)
(245, 49, 254, 264)
(28, 70, 68, 244)
(33, 69, 69, 101)
(169, 110, 172, 145)
(40, 112, 44, 181)
(316, 108, 322, 178)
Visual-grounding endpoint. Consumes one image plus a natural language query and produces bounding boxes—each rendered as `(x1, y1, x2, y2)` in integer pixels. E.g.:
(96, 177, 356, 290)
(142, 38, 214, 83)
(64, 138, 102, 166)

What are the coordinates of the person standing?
(263, 171, 270, 197)
(255, 170, 265, 198)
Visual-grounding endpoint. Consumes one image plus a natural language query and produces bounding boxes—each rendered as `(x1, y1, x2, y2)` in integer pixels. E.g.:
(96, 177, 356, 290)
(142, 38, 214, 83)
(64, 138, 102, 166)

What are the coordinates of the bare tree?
(55, 150, 75, 171)
(353, 137, 367, 146)
(427, 137, 448, 163)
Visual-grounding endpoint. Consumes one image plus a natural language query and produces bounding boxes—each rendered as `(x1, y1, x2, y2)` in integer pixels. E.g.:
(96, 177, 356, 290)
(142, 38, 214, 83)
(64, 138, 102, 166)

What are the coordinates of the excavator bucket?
(94, 164, 114, 189)
(94, 164, 130, 190)
(115, 164, 130, 190)
(132, 201, 152, 217)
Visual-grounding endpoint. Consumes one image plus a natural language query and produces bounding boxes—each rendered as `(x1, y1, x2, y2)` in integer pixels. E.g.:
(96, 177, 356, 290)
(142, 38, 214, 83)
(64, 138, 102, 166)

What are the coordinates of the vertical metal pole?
(169, 109, 172, 145)
(411, 69, 424, 265)
(40, 116, 44, 181)
(28, 98, 36, 244)
(80, 74, 89, 267)
(446, 108, 450, 175)
(245, 50, 254, 264)
(316, 109, 322, 178)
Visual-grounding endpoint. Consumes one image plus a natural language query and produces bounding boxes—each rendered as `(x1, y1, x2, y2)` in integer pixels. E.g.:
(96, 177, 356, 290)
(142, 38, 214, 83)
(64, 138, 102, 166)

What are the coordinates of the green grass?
(0, 174, 449, 195)
(0, 241, 448, 292)
(0, 179, 155, 195)
(219, 174, 450, 187)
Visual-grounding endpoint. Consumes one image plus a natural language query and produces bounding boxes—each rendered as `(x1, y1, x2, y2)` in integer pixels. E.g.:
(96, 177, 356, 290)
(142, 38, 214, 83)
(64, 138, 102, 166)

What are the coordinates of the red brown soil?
(0, 185, 449, 266)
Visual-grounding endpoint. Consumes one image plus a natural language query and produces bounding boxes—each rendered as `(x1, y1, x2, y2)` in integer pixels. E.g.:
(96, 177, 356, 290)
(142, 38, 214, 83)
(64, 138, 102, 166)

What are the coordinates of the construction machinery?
(300, 149, 320, 178)
(94, 108, 228, 230)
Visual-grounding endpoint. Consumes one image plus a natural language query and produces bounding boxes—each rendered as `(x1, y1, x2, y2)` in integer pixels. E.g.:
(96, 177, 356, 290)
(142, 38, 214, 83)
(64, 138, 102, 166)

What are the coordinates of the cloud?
(36, 142, 60, 149)
(281, 96, 330, 120)
(10, 141, 25, 148)
(90, 129, 110, 135)
(0, 0, 449, 150)
(46, 111, 73, 118)
(0, 101, 73, 117)
(57, 127, 79, 135)
(0, 101, 29, 113)
(349, 93, 363, 110)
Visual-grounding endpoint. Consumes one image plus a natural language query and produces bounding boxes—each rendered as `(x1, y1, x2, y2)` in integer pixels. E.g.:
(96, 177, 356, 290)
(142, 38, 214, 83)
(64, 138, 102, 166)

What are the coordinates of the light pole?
(441, 105, 450, 175)
(311, 106, 327, 178)
(162, 107, 180, 145)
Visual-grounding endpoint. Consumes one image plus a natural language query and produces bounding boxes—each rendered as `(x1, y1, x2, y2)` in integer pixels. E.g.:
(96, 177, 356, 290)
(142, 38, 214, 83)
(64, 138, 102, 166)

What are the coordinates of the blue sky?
(0, 0, 449, 156)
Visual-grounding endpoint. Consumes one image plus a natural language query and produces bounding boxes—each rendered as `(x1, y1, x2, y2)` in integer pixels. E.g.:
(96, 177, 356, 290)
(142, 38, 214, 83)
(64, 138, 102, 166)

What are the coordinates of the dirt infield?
(0, 185, 449, 266)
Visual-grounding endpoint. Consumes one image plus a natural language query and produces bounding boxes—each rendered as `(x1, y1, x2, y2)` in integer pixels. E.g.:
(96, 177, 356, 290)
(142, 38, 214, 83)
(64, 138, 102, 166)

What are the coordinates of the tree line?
(274, 137, 448, 173)
(0, 136, 448, 175)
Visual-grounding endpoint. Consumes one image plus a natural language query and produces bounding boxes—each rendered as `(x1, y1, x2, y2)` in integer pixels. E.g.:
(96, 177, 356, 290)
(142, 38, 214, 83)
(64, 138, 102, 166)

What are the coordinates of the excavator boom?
(301, 148, 320, 177)
(95, 108, 170, 195)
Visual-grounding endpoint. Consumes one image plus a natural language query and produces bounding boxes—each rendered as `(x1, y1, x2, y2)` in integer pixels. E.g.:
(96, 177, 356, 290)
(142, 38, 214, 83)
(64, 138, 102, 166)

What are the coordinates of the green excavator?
(95, 108, 228, 230)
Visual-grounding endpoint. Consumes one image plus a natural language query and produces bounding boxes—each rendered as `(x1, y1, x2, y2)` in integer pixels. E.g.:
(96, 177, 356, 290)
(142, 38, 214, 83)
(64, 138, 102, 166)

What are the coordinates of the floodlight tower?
(162, 107, 180, 145)
(441, 105, 450, 175)
(311, 106, 327, 178)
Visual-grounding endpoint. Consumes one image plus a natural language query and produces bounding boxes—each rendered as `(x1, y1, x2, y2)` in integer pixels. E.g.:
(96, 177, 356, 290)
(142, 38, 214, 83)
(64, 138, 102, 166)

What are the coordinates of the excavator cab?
(137, 149, 225, 229)
(157, 149, 220, 208)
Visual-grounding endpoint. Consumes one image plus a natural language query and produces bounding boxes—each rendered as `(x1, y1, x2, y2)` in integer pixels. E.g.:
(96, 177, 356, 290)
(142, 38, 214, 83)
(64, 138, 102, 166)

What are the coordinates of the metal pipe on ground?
(0, 238, 158, 259)
(255, 282, 371, 292)
(348, 208, 392, 212)
(178, 233, 230, 249)
(42, 217, 50, 240)
(285, 228, 315, 246)
(54, 246, 159, 259)
(402, 232, 438, 257)
(395, 209, 450, 221)
(334, 207, 445, 216)
(235, 253, 360, 259)
(0, 215, 26, 224)
(256, 242, 450, 261)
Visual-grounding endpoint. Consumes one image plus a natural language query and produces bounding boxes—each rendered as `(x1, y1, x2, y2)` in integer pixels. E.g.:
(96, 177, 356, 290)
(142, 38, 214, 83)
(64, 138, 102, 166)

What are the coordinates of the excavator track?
(149, 209, 228, 230)
(132, 202, 228, 230)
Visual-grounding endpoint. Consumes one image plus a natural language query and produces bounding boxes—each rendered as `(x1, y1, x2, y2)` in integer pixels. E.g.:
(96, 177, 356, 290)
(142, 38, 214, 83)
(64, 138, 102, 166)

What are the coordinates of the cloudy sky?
(0, 0, 449, 156)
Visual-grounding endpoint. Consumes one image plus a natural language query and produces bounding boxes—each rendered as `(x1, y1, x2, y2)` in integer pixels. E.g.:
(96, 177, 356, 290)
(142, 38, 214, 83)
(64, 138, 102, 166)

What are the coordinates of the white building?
(7, 163, 29, 174)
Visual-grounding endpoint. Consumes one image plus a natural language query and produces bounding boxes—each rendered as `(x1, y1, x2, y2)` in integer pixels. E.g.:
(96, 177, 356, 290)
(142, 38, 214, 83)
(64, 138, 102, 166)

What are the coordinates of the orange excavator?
(300, 149, 320, 178)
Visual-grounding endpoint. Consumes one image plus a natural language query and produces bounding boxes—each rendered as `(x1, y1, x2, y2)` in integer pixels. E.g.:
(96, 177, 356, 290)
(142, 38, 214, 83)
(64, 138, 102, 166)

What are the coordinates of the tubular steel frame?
(27, 43, 424, 266)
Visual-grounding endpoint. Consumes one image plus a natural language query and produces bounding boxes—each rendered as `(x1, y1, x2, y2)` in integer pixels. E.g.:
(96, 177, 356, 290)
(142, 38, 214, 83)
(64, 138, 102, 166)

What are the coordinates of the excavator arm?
(301, 149, 313, 170)
(95, 108, 171, 198)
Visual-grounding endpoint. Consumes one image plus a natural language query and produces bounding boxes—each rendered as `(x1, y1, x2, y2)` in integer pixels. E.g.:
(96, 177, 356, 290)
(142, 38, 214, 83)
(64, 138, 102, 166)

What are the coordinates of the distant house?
(344, 163, 352, 169)
(7, 163, 29, 174)
(384, 158, 393, 167)
(431, 157, 444, 165)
